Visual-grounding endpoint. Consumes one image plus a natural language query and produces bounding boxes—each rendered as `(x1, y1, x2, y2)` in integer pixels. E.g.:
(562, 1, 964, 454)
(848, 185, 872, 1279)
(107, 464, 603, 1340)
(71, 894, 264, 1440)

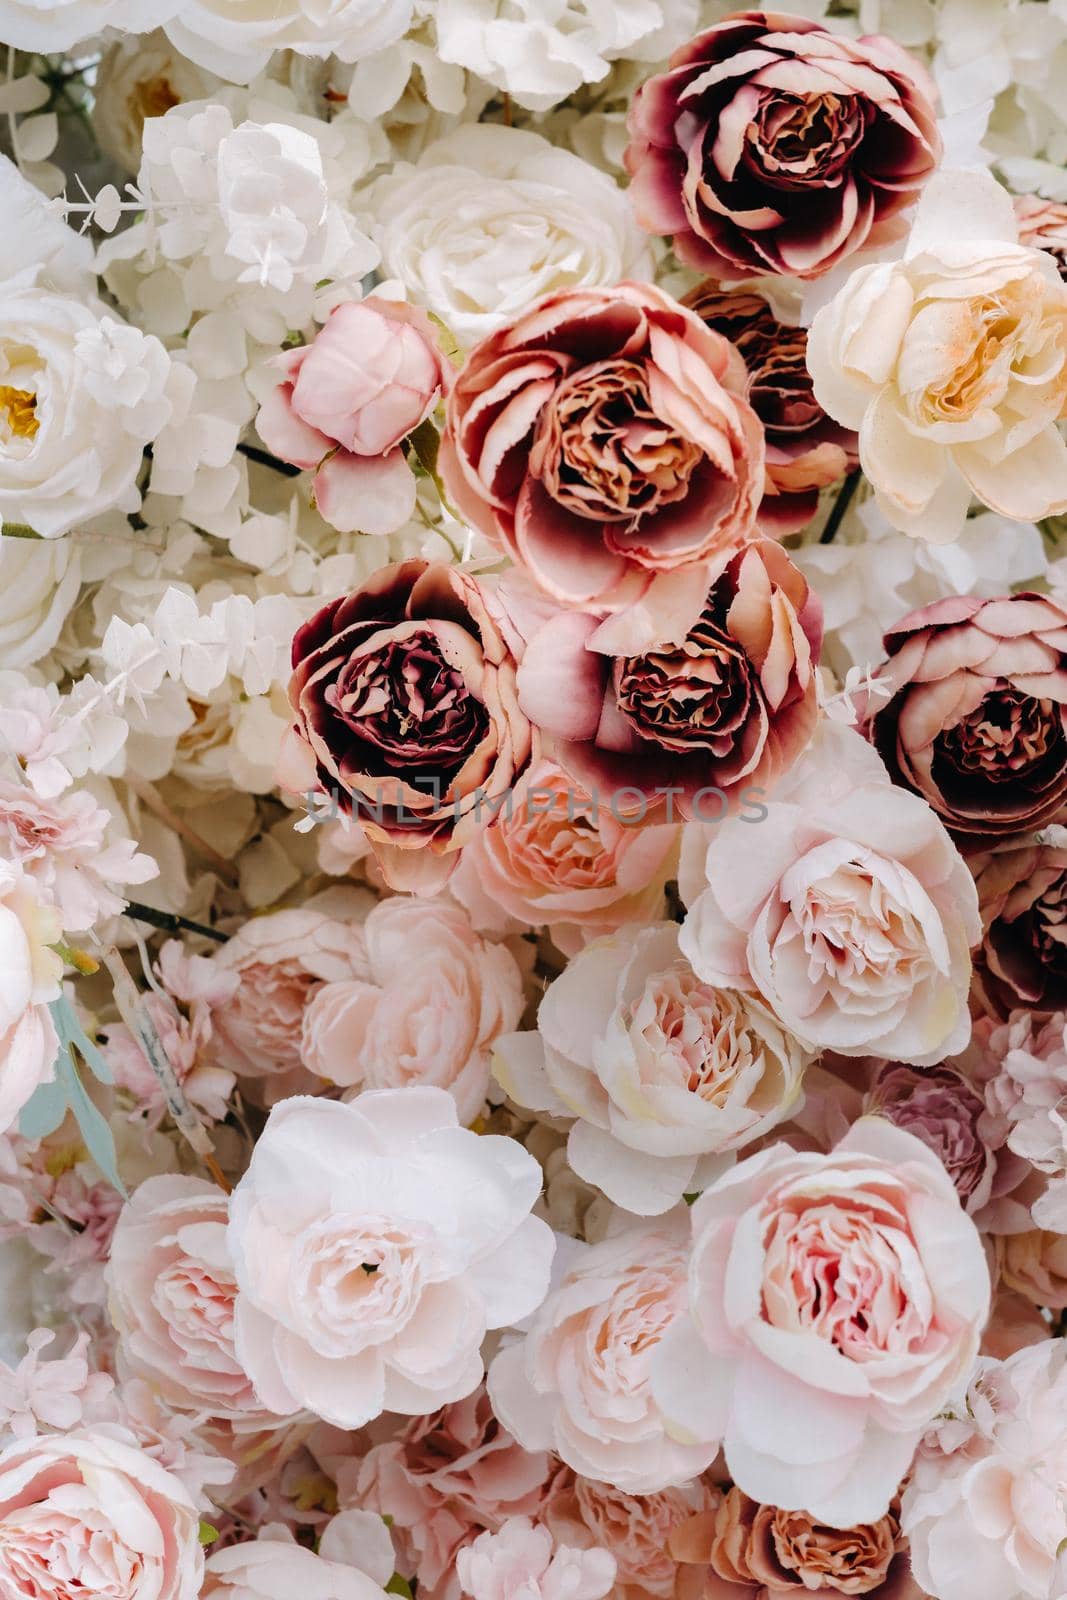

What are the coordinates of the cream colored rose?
(808, 170, 1067, 543)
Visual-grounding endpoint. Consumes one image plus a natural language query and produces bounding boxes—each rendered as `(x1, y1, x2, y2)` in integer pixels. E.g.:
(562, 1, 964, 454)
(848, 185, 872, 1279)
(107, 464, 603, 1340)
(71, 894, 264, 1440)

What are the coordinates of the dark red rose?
(625, 10, 941, 281)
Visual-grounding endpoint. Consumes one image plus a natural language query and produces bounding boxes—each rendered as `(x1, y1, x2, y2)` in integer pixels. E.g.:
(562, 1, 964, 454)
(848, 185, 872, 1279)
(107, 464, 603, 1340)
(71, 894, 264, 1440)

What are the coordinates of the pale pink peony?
(355, 1384, 554, 1600)
(489, 1209, 717, 1493)
(0, 859, 62, 1135)
(679, 723, 979, 1064)
(227, 1089, 554, 1429)
(494, 921, 810, 1215)
(544, 1470, 715, 1600)
(0, 1426, 203, 1600)
(302, 897, 524, 1125)
(257, 296, 451, 537)
(203, 1515, 393, 1600)
(903, 1340, 1067, 1600)
(651, 1119, 991, 1527)
(980, 1010, 1067, 1229)
(206, 900, 370, 1101)
(107, 1173, 299, 1424)
(450, 759, 677, 956)
(456, 1517, 615, 1600)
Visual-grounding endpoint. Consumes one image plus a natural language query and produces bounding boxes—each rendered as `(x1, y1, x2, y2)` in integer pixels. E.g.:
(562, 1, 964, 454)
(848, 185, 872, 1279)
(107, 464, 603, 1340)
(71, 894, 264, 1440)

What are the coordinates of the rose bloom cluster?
(4, 5, 1067, 1600)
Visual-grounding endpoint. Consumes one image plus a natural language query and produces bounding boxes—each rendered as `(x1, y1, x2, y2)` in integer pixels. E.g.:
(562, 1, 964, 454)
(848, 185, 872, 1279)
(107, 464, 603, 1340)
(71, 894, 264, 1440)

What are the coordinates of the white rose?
(0, 0, 176, 51)
(435, 0, 698, 111)
(92, 29, 222, 174)
(0, 859, 62, 1135)
(0, 289, 191, 539)
(0, 537, 81, 670)
(808, 169, 1067, 543)
(494, 922, 810, 1216)
(369, 124, 653, 344)
(165, 0, 414, 84)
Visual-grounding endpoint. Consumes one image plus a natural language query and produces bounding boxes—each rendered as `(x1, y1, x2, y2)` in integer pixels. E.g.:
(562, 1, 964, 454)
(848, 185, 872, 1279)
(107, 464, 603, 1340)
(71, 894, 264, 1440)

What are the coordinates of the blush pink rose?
(624, 11, 940, 282)
(301, 897, 523, 1124)
(544, 1471, 716, 1600)
(680, 723, 979, 1064)
(439, 282, 764, 610)
(0, 1427, 203, 1600)
(107, 1174, 296, 1424)
(450, 759, 678, 956)
(203, 1516, 393, 1600)
(456, 1518, 616, 1600)
(1015, 193, 1067, 279)
(354, 1383, 554, 1600)
(257, 296, 451, 537)
(228, 1090, 554, 1429)
(651, 1119, 991, 1528)
(489, 1210, 718, 1493)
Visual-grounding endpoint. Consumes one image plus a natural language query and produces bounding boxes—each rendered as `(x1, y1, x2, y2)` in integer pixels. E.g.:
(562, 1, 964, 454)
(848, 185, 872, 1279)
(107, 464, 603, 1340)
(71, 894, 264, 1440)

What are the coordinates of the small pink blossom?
(456, 1518, 615, 1600)
(0, 1328, 113, 1440)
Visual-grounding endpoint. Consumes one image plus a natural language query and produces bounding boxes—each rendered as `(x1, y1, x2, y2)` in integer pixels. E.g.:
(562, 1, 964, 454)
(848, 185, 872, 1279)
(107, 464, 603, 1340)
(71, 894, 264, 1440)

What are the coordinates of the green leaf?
(386, 1576, 413, 1597)
(17, 997, 125, 1194)
(199, 1521, 220, 1546)
(407, 418, 440, 482)
(0, 523, 42, 540)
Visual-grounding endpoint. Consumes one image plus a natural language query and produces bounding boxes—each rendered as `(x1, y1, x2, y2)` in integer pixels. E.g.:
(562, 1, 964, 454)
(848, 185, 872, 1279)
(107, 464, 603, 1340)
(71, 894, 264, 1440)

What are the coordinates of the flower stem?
(123, 901, 230, 944)
(819, 469, 862, 544)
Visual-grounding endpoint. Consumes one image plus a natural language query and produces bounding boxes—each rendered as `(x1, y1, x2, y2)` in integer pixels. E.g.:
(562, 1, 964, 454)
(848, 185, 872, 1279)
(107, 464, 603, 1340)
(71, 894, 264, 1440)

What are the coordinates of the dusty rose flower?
(544, 1471, 715, 1600)
(257, 296, 451, 536)
(903, 1341, 1067, 1600)
(515, 540, 821, 818)
(489, 1210, 717, 1493)
(450, 759, 678, 956)
(457, 1518, 615, 1600)
(107, 1174, 297, 1424)
(0, 1426, 203, 1600)
(279, 561, 533, 894)
(684, 282, 857, 535)
(495, 921, 811, 1216)
(624, 11, 940, 282)
(302, 896, 523, 1124)
(865, 1060, 1001, 1214)
(971, 838, 1067, 1017)
(439, 282, 764, 609)
(866, 593, 1067, 840)
(1015, 193, 1067, 279)
(677, 1484, 920, 1598)
(680, 723, 979, 1064)
(996, 1227, 1067, 1310)
(227, 1090, 553, 1429)
(206, 902, 368, 1100)
(355, 1384, 553, 1600)
(651, 1120, 991, 1527)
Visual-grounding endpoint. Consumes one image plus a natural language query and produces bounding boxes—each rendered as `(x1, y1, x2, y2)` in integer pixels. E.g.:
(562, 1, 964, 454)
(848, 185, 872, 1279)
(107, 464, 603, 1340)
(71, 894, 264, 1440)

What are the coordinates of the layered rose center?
(788, 858, 926, 1001)
(534, 359, 700, 522)
(291, 1213, 431, 1354)
(0, 1500, 142, 1599)
(154, 1259, 237, 1363)
(771, 1504, 897, 1592)
(937, 690, 1060, 782)
(632, 970, 763, 1105)
(616, 611, 754, 754)
(761, 1197, 931, 1360)
(326, 628, 488, 772)
(1030, 874, 1067, 973)
(509, 804, 614, 890)
(874, 1066, 989, 1202)
(744, 90, 864, 187)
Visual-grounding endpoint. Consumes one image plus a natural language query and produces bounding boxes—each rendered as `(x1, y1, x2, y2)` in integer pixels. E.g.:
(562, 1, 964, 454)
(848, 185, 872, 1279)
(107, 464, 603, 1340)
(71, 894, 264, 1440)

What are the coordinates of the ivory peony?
(227, 1089, 554, 1428)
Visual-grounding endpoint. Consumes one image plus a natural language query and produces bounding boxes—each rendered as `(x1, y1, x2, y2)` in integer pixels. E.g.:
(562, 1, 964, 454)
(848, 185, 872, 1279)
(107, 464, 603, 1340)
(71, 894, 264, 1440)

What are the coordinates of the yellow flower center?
(0, 384, 38, 440)
(134, 74, 180, 123)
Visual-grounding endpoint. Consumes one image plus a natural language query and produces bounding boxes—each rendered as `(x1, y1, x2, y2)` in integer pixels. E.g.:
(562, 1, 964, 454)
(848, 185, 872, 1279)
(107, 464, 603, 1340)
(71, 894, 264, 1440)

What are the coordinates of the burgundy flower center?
(535, 359, 701, 522)
(616, 613, 755, 753)
(743, 91, 865, 189)
(685, 287, 822, 439)
(1031, 875, 1067, 971)
(326, 629, 488, 772)
(938, 690, 1059, 781)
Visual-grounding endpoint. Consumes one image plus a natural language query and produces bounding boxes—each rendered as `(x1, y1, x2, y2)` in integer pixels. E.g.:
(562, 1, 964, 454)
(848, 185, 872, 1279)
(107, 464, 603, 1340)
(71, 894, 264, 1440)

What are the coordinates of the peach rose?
(301, 897, 523, 1124)
(439, 282, 764, 610)
(0, 1427, 203, 1600)
(450, 759, 678, 956)
(257, 296, 451, 537)
(544, 1470, 716, 1600)
(495, 922, 810, 1216)
(652, 1120, 991, 1527)
(996, 1228, 1067, 1310)
(680, 723, 979, 1065)
(489, 1210, 718, 1493)
(1015, 192, 1067, 279)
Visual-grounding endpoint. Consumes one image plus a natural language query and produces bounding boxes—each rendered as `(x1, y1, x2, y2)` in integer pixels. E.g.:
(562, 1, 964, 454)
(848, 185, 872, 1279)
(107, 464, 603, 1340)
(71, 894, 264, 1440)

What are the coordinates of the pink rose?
(0, 1427, 203, 1600)
(302, 897, 523, 1124)
(456, 1518, 616, 1600)
(439, 282, 764, 609)
(544, 1471, 716, 1600)
(257, 296, 451, 536)
(652, 1120, 991, 1527)
(203, 1516, 393, 1600)
(1015, 192, 1067, 279)
(450, 759, 678, 956)
(971, 839, 1067, 1018)
(513, 540, 822, 819)
(624, 11, 940, 281)
(355, 1384, 553, 1600)
(489, 1211, 718, 1493)
(228, 1090, 554, 1429)
(680, 724, 979, 1064)
(107, 1174, 295, 1424)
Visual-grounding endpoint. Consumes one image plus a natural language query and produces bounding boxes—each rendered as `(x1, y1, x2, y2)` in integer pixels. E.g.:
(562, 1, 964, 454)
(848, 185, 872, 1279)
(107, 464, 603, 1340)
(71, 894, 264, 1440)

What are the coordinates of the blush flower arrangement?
(1, 6, 1067, 1600)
